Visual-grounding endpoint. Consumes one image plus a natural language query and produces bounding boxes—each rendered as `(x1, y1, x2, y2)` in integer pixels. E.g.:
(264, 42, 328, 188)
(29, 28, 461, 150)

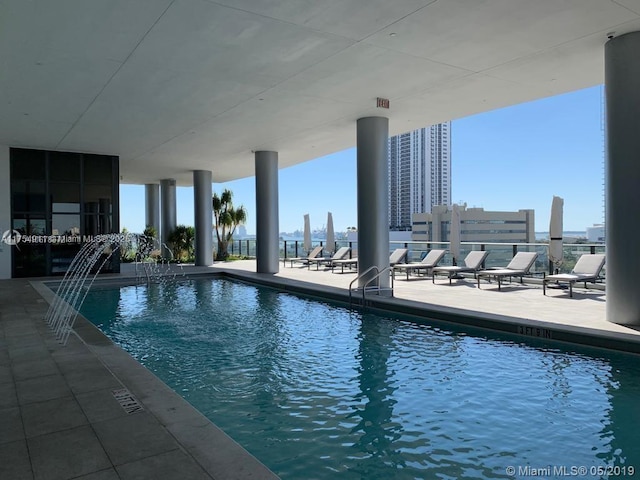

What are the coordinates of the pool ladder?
(349, 265, 395, 309)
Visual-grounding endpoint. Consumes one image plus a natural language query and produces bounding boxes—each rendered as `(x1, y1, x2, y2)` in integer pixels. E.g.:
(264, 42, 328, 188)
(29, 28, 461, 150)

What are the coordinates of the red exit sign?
(376, 97, 390, 109)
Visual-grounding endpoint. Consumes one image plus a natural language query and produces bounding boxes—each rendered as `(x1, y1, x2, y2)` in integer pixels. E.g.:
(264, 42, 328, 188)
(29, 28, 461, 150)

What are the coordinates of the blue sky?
(120, 84, 604, 235)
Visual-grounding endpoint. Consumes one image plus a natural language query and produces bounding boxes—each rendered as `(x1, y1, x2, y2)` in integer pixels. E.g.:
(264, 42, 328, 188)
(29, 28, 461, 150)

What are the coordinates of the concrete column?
(357, 117, 390, 288)
(160, 179, 177, 255)
(144, 184, 160, 236)
(193, 170, 213, 266)
(605, 31, 640, 325)
(255, 151, 279, 273)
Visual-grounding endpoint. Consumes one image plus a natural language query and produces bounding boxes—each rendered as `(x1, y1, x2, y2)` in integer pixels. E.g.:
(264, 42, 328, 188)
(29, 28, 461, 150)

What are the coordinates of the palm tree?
(213, 189, 247, 261)
(138, 225, 158, 259)
(168, 225, 195, 262)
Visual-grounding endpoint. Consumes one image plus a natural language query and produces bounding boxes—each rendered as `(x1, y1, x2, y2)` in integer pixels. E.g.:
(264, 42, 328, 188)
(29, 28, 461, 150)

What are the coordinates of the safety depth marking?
(517, 325, 553, 339)
(112, 388, 144, 414)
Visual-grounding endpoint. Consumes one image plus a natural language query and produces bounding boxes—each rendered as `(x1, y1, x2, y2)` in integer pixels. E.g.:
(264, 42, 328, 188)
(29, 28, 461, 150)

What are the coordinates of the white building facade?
(388, 123, 451, 231)
(586, 224, 605, 243)
(412, 205, 535, 244)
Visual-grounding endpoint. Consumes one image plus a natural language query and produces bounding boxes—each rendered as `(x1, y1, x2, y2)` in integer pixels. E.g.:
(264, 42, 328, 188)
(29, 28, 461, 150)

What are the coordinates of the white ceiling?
(1, 0, 639, 185)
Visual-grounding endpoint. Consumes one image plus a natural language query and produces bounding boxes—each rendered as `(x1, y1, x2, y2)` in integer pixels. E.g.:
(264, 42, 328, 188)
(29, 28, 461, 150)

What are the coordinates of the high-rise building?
(388, 123, 451, 230)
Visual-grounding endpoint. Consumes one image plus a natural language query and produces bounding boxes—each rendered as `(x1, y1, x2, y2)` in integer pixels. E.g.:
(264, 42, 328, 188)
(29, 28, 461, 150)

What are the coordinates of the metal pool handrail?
(349, 265, 394, 308)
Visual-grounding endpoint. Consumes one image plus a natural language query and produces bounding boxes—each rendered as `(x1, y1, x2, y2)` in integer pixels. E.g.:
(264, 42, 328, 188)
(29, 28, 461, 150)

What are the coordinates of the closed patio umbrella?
(450, 203, 461, 266)
(548, 196, 564, 273)
(303, 214, 312, 254)
(326, 212, 335, 255)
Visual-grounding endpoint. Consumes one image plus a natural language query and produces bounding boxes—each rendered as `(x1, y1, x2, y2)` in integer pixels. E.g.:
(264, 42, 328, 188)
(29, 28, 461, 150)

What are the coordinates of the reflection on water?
(605, 359, 640, 468)
(348, 317, 403, 476)
(81, 279, 640, 479)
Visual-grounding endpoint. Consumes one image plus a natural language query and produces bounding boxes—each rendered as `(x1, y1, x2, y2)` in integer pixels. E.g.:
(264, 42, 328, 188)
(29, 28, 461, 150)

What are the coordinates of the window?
(51, 183, 80, 213)
(50, 151, 80, 182)
(11, 149, 45, 180)
(12, 181, 46, 213)
(84, 154, 114, 185)
(9, 148, 119, 277)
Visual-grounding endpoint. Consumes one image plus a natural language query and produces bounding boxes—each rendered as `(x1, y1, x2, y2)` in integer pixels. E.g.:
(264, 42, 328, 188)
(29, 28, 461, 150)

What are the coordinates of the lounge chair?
(392, 249, 446, 280)
(308, 246, 351, 270)
(389, 248, 409, 266)
(476, 251, 538, 290)
(330, 256, 358, 273)
(330, 248, 408, 273)
(542, 253, 605, 298)
(432, 250, 490, 284)
(284, 245, 323, 268)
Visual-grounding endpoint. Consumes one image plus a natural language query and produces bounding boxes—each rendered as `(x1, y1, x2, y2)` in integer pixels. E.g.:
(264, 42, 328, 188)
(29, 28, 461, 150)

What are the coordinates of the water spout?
(44, 233, 184, 345)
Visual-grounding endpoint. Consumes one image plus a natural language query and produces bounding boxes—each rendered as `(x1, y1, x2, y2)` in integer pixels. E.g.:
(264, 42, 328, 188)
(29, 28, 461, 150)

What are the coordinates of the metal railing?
(349, 265, 394, 309)
(230, 238, 605, 277)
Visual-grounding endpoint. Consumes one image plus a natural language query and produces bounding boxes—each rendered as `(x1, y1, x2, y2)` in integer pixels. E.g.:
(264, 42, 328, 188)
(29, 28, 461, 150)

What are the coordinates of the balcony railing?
(225, 239, 605, 277)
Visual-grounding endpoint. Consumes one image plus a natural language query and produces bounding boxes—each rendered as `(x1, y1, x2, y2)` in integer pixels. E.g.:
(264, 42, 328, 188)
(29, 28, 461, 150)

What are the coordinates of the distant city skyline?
(120, 85, 604, 235)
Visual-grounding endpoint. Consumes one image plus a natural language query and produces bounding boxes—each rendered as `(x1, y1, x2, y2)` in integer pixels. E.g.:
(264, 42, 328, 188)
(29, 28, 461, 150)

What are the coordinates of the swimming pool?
(81, 278, 640, 479)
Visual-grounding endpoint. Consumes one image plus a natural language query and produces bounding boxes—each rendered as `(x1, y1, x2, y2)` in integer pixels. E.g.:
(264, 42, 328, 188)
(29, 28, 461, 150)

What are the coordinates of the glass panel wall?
(9, 148, 119, 277)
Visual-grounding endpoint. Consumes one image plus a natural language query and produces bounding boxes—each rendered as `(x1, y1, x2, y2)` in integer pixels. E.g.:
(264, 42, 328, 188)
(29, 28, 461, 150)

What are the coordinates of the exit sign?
(376, 97, 390, 109)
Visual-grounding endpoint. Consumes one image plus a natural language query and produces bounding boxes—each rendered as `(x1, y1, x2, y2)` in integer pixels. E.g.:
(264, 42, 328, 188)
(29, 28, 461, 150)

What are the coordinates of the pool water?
(80, 278, 640, 479)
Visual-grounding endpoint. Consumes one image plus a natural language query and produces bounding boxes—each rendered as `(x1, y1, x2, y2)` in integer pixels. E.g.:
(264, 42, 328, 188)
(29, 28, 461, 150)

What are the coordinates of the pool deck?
(1, 259, 639, 480)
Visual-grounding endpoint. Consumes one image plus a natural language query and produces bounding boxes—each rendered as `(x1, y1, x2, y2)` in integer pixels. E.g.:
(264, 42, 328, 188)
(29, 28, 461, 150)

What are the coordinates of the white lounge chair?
(392, 249, 446, 280)
(330, 248, 408, 273)
(308, 246, 351, 270)
(543, 253, 605, 297)
(389, 248, 409, 266)
(476, 251, 538, 290)
(330, 257, 358, 273)
(284, 245, 323, 268)
(432, 250, 490, 284)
